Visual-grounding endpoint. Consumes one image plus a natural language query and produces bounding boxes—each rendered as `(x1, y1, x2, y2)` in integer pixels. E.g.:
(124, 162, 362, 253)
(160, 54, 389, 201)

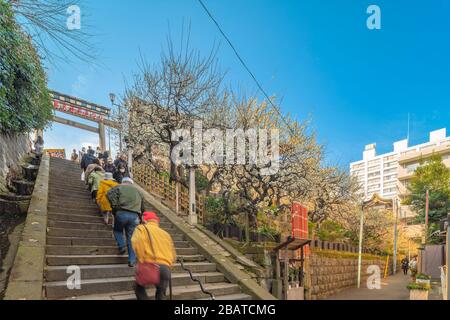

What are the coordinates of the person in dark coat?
(113, 163, 130, 184)
(80, 149, 97, 172)
(114, 154, 128, 168)
(401, 257, 409, 275)
(104, 158, 116, 173)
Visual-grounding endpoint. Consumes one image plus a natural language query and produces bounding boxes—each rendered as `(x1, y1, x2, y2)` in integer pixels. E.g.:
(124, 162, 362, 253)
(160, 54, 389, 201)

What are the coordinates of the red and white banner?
(53, 100, 105, 122)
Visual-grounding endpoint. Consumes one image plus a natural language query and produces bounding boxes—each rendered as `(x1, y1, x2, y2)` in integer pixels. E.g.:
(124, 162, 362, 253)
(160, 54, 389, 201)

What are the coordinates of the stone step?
(198, 293, 253, 300)
(46, 254, 205, 266)
(48, 207, 98, 216)
(48, 201, 98, 210)
(48, 192, 91, 200)
(62, 283, 241, 300)
(48, 193, 92, 200)
(48, 220, 110, 231)
(49, 174, 83, 179)
(47, 236, 117, 246)
(49, 169, 82, 174)
(48, 220, 177, 235)
(49, 179, 86, 184)
(45, 262, 217, 281)
(46, 236, 190, 248)
(47, 228, 113, 239)
(49, 181, 89, 194)
(49, 185, 89, 195)
(47, 226, 185, 240)
(45, 272, 225, 298)
(46, 245, 198, 256)
(48, 213, 105, 223)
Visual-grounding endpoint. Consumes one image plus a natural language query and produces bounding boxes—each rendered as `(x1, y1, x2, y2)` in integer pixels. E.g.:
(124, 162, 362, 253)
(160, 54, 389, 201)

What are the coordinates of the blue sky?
(43, 0, 450, 168)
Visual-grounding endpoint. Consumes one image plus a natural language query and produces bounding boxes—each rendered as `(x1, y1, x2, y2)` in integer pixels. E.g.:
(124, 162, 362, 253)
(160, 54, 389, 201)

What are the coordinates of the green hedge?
(0, 0, 52, 133)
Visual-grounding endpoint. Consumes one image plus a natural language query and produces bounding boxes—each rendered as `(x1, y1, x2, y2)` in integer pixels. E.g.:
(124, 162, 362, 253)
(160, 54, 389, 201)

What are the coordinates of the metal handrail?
(178, 258, 215, 300)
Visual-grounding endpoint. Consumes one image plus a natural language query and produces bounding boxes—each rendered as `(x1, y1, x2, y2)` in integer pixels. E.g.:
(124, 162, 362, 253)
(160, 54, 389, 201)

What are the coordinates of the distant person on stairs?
(88, 167, 105, 200)
(107, 177, 144, 267)
(33, 136, 44, 157)
(80, 148, 97, 172)
(401, 257, 409, 275)
(71, 149, 79, 162)
(132, 211, 176, 300)
(96, 172, 119, 224)
(79, 147, 86, 160)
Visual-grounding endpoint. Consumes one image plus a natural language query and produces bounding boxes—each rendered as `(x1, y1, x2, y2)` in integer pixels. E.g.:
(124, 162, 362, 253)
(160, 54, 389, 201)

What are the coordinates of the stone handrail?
(4, 154, 49, 300)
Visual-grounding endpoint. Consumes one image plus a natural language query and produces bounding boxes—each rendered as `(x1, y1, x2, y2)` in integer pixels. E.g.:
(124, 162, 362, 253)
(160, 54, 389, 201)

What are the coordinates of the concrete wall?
(419, 244, 445, 279)
(0, 133, 31, 192)
(307, 251, 398, 300)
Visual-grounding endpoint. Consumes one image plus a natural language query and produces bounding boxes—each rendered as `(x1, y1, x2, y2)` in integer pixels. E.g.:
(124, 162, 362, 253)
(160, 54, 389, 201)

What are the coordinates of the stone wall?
(0, 133, 31, 193)
(307, 250, 398, 300)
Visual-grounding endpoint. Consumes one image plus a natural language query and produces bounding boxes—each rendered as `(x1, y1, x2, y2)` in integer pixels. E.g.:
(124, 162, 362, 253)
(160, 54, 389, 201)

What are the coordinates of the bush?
(416, 273, 431, 280)
(256, 225, 279, 241)
(0, 1, 52, 133)
(407, 282, 430, 291)
(316, 220, 347, 242)
(205, 196, 234, 226)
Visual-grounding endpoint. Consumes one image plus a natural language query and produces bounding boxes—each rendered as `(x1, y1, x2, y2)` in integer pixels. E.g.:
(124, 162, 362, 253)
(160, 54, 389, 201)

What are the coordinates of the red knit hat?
(143, 211, 160, 222)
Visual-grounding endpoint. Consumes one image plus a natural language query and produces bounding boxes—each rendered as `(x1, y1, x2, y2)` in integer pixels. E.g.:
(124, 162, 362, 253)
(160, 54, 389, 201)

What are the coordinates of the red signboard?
(291, 202, 310, 256)
(45, 149, 66, 159)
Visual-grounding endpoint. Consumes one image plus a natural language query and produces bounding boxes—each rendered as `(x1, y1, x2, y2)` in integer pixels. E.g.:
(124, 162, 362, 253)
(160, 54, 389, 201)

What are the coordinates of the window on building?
(384, 162, 398, 169)
(368, 171, 380, 178)
(384, 155, 397, 161)
(384, 187, 397, 194)
(384, 168, 397, 175)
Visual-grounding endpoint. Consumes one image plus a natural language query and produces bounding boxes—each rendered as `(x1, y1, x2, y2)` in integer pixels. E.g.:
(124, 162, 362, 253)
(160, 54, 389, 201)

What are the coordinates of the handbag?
(135, 225, 161, 286)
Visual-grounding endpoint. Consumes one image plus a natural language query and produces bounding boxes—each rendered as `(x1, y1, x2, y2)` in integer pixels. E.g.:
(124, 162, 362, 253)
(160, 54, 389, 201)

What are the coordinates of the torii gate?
(38, 90, 120, 152)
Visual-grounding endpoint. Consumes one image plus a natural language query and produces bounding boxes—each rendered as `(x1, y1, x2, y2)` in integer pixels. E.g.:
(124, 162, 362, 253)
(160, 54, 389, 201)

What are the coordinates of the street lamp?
(109, 93, 116, 105)
(357, 201, 364, 288)
(392, 197, 400, 275)
(108, 94, 116, 154)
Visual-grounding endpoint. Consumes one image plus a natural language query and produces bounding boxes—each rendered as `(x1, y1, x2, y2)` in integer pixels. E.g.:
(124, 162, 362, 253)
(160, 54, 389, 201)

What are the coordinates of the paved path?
(326, 272, 412, 300)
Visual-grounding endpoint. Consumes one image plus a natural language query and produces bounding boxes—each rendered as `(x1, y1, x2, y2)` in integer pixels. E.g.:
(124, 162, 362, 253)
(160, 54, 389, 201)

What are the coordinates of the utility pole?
(118, 103, 123, 153)
(425, 189, 430, 244)
(108, 126, 111, 154)
(357, 202, 364, 288)
(393, 198, 399, 274)
(188, 166, 197, 225)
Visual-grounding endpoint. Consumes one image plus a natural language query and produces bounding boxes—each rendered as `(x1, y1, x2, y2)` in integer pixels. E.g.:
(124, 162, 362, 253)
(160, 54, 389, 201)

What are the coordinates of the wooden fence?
(132, 162, 206, 224)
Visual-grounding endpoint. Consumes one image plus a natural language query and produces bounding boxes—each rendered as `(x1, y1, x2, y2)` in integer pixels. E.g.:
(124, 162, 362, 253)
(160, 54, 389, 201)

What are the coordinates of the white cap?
(122, 177, 134, 184)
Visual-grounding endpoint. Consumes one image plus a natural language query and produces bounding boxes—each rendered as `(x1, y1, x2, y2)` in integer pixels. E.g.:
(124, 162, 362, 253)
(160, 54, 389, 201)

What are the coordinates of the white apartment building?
(350, 128, 450, 201)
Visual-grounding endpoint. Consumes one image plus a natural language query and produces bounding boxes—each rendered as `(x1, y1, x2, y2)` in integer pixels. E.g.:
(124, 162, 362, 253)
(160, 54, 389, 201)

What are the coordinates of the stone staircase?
(44, 158, 252, 300)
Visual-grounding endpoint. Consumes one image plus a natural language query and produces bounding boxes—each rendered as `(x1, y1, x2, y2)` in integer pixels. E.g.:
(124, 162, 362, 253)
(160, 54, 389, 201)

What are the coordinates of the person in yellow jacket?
(131, 211, 176, 300)
(96, 172, 119, 224)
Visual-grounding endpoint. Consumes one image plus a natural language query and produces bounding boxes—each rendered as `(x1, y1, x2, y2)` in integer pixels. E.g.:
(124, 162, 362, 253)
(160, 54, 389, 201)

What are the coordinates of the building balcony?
(398, 139, 450, 164)
(398, 166, 415, 181)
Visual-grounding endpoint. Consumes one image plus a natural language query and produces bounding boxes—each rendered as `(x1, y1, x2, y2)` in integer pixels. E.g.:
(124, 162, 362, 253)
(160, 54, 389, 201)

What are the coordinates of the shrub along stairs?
(44, 158, 252, 300)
